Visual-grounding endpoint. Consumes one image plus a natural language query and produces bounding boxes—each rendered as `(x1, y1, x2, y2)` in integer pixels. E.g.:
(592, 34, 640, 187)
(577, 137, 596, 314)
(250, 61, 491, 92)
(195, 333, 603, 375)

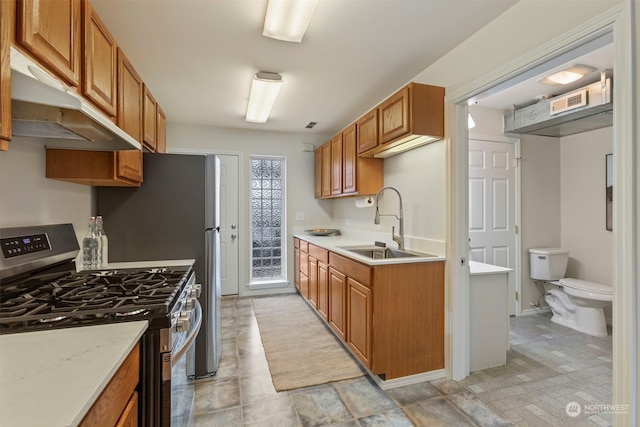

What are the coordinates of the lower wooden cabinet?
(80, 343, 139, 427)
(46, 149, 142, 186)
(347, 277, 372, 368)
(293, 237, 445, 380)
(328, 267, 346, 341)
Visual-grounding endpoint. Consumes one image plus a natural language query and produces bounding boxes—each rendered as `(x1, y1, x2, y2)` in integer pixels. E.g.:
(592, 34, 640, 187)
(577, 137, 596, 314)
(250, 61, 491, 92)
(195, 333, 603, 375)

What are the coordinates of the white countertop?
(0, 321, 148, 427)
(469, 260, 513, 276)
(294, 233, 445, 265)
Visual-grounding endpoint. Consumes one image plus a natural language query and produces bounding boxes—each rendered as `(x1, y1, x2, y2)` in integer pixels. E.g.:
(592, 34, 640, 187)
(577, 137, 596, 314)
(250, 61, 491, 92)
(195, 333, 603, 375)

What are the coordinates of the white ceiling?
(89, 0, 517, 137)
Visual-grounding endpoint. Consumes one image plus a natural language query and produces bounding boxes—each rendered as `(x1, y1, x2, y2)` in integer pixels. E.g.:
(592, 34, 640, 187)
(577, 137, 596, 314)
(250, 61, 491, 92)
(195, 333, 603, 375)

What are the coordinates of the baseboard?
(372, 369, 446, 390)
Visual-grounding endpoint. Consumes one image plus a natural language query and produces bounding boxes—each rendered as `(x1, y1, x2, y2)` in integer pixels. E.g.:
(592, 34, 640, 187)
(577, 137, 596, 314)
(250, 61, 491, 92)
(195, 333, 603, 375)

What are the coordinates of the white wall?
(560, 126, 613, 285)
(0, 138, 93, 248)
(167, 123, 332, 296)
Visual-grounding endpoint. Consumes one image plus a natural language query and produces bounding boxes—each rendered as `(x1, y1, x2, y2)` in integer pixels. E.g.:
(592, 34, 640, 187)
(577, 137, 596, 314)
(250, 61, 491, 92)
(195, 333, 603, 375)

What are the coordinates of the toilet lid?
(559, 278, 612, 295)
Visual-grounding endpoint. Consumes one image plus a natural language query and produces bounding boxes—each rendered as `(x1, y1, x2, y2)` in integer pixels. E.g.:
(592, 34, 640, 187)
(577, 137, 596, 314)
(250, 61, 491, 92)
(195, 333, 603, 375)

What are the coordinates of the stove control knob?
(175, 312, 191, 332)
(185, 297, 197, 310)
(191, 284, 202, 298)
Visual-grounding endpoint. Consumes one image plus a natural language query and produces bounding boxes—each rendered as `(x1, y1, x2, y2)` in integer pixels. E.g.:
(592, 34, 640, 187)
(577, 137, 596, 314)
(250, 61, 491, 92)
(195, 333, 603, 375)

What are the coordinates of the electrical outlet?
(295, 212, 304, 221)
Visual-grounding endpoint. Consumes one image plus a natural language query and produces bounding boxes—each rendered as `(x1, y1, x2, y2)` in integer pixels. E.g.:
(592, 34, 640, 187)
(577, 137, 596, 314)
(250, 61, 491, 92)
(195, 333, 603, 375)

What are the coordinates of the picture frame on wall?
(606, 153, 613, 231)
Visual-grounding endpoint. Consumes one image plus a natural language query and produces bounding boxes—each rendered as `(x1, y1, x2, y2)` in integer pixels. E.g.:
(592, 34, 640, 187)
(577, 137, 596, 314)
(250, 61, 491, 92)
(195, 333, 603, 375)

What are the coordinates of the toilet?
(529, 248, 612, 337)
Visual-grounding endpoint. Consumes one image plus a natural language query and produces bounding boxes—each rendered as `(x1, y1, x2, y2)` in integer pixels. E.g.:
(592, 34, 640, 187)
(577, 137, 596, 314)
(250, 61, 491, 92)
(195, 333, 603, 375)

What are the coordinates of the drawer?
(300, 240, 309, 253)
(329, 252, 371, 287)
(309, 244, 329, 263)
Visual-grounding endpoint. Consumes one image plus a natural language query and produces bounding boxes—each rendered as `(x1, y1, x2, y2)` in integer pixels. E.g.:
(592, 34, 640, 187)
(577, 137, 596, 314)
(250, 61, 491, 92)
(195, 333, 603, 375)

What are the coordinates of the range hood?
(9, 47, 141, 151)
(503, 72, 612, 137)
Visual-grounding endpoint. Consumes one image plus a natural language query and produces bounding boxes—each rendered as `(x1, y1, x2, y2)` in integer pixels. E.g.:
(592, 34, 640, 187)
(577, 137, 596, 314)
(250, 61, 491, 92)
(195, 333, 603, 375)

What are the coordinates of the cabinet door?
(156, 106, 167, 153)
(321, 142, 331, 197)
(314, 147, 322, 198)
(115, 391, 138, 427)
(17, 0, 81, 86)
(330, 134, 342, 196)
(328, 267, 346, 340)
(116, 150, 143, 185)
(82, 0, 117, 117)
(317, 261, 329, 322)
(357, 109, 378, 154)
(342, 124, 357, 194)
(0, 0, 11, 147)
(308, 256, 318, 308)
(299, 251, 309, 298)
(117, 48, 143, 143)
(294, 247, 300, 290)
(347, 278, 372, 368)
(379, 86, 410, 144)
(143, 85, 157, 152)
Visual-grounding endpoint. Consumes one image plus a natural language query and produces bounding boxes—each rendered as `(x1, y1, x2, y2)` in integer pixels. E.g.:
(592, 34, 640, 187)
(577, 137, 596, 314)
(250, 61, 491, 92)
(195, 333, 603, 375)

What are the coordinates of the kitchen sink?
(337, 246, 436, 260)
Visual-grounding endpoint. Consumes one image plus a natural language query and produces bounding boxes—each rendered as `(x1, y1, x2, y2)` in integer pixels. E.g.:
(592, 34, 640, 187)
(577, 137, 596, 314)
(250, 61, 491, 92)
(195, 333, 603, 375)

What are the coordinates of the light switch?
(295, 212, 304, 221)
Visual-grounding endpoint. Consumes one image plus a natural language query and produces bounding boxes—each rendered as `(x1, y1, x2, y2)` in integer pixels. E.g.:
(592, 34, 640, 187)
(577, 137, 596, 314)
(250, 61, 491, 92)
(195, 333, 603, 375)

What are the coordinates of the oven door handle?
(171, 299, 203, 367)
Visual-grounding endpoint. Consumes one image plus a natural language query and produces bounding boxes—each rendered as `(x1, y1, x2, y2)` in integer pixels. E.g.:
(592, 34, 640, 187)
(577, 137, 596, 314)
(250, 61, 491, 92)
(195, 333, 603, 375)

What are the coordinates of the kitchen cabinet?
(356, 109, 378, 154)
(307, 244, 328, 310)
(143, 85, 157, 152)
(16, 0, 81, 86)
(330, 133, 342, 196)
(82, 0, 117, 118)
(156, 106, 167, 153)
(347, 277, 372, 368)
(315, 125, 384, 199)
(80, 343, 139, 427)
(299, 240, 309, 299)
(314, 147, 322, 198)
(294, 236, 445, 380)
(360, 82, 445, 158)
(117, 48, 144, 144)
(0, 0, 12, 148)
(294, 238, 300, 291)
(46, 148, 142, 186)
(328, 267, 346, 341)
(321, 142, 331, 197)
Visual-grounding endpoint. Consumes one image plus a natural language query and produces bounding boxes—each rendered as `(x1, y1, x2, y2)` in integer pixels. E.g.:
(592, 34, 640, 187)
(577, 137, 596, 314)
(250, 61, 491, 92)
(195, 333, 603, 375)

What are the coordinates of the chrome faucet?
(374, 186, 404, 250)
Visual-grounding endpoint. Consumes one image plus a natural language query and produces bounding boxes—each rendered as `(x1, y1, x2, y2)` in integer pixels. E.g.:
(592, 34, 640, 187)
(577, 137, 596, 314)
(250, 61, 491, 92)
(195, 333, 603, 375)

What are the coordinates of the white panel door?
(218, 155, 240, 295)
(469, 139, 516, 314)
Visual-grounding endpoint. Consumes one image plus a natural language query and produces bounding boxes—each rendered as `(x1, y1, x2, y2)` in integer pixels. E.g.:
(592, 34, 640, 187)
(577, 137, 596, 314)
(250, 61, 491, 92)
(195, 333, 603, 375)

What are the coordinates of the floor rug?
(252, 294, 364, 391)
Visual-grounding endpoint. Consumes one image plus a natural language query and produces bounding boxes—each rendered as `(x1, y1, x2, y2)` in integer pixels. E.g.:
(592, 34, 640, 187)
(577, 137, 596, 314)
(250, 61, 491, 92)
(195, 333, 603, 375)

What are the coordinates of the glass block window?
(250, 156, 286, 282)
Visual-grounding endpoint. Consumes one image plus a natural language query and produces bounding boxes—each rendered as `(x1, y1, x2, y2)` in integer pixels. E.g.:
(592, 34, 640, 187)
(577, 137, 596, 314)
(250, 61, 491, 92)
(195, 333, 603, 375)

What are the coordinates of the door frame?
(468, 133, 521, 317)
(444, 4, 636, 424)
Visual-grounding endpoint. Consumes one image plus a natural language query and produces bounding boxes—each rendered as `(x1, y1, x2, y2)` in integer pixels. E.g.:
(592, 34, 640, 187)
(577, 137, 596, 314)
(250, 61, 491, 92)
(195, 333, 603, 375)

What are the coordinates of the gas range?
(0, 223, 202, 426)
(0, 265, 193, 333)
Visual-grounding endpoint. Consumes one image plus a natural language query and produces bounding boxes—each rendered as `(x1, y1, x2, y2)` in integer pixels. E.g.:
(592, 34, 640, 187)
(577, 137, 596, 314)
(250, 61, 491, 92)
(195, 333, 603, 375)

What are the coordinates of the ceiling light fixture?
(540, 64, 596, 85)
(245, 72, 283, 123)
(263, 0, 319, 42)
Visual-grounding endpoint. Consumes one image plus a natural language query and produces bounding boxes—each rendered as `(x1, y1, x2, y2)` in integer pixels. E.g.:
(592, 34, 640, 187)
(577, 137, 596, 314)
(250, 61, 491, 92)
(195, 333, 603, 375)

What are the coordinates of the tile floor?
(171, 296, 613, 426)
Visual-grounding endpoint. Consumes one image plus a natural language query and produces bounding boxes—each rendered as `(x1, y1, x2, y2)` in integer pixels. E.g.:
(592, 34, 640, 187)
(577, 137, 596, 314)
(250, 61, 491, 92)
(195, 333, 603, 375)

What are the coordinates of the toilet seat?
(559, 278, 613, 302)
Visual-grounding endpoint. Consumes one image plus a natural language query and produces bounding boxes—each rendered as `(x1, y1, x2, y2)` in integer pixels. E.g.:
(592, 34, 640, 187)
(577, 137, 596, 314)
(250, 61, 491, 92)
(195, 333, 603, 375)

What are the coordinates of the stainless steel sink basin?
(337, 246, 436, 260)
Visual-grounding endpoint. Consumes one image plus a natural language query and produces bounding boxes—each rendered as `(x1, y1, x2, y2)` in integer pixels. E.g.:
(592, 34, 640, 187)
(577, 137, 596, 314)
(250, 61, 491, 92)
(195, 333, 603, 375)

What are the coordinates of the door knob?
(231, 234, 237, 240)
(231, 225, 237, 229)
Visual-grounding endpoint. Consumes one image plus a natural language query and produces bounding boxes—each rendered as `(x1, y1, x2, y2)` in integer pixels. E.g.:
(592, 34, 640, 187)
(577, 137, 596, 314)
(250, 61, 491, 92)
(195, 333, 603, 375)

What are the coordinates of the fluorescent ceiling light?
(246, 72, 283, 123)
(263, 0, 319, 42)
(540, 64, 596, 85)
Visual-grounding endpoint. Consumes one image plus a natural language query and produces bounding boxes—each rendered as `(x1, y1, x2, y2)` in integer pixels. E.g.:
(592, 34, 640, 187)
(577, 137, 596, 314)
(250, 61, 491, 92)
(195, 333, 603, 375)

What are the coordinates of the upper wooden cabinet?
(117, 48, 143, 143)
(156, 106, 167, 153)
(46, 148, 142, 186)
(143, 85, 157, 152)
(16, 0, 81, 86)
(0, 0, 12, 148)
(356, 109, 378, 154)
(315, 124, 383, 199)
(330, 133, 343, 196)
(314, 147, 322, 198)
(82, 0, 117, 118)
(361, 82, 444, 158)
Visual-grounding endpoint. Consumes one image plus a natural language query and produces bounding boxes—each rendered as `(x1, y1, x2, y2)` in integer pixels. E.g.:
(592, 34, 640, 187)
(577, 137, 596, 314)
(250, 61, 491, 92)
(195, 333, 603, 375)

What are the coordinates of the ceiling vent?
(504, 71, 612, 137)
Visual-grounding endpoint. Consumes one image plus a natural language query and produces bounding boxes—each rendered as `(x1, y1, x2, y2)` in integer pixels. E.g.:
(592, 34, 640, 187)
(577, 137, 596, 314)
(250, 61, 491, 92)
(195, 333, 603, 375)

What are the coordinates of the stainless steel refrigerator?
(97, 152, 221, 378)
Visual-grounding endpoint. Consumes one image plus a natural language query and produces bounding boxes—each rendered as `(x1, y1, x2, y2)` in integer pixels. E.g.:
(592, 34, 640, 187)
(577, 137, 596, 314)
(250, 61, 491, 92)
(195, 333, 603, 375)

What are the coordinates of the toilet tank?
(529, 248, 569, 280)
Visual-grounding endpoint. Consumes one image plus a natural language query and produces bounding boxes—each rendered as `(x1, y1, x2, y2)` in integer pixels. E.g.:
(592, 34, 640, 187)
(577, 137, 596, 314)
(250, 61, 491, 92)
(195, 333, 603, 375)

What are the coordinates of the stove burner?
(0, 265, 192, 333)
